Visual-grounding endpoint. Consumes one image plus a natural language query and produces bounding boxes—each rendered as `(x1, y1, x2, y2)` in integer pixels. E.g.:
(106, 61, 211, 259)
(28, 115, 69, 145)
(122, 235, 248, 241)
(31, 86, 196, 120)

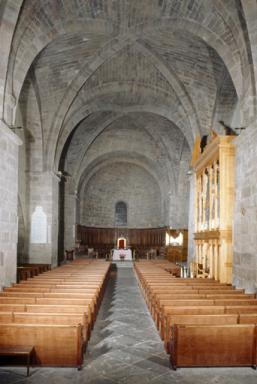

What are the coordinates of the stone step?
(112, 261, 133, 268)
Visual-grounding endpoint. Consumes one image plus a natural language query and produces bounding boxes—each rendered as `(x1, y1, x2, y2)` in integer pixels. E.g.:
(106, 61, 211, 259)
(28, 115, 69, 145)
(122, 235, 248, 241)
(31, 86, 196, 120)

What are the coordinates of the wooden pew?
(0, 297, 37, 304)
(1, 290, 100, 313)
(226, 306, 257, 314)
(0, 304, 26, 312)
(145, 288, 247, 309)
(158, 298, 257, 312)
(0, 345, 34, 376)
(0, 296, 92, 305)
(136, 268, 252, 309)
(0, 297, 94, 315)
(0, 295, 97, 319)
(134, 261, 257, 369)
(151, 293, 254, 315)
(0, 259, 111, 370)
(141, 284, 234, 304)
(18, 279, 103, 289)
(0, 312, 13, 322)
(17, 264, 51, 282)
(163, 314, 239, 350)
(154, 296, 256, 328)
(0, 312, 88, 347)
(159, 305, 257, 338)
(169, 324, 257, 369)
(0, 323, 83, 368)
(1, 292, 95, 299)
(7, 287, 99, 295)
(239, 314, 257, 323)
(0, 303, 91, 326)
(26, 304, 89, 313)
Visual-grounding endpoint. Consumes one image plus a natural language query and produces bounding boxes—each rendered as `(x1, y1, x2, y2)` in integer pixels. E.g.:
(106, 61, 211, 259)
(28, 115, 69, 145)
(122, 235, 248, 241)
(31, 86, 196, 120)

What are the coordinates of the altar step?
(112, 261, 133, 268)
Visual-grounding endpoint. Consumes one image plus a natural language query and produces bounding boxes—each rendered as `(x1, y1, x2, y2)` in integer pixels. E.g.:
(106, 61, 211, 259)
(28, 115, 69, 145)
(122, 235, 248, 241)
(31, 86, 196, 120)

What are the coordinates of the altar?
(112, 249, 132, 261)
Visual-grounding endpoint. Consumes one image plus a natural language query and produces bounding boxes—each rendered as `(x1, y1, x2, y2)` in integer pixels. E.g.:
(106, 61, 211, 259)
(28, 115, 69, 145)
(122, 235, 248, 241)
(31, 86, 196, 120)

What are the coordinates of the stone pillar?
(233, 125, 257, 293)
(27, 171, 59, 267)
(241, 2, 257, 126)
(0, 1, 23, 119)
(64, 186, 77, 251)
(0, 120, 22, 288)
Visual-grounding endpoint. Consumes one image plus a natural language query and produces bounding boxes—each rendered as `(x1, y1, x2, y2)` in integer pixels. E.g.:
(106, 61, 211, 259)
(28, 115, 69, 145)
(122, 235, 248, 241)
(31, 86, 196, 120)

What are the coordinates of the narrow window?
(115, 201, 127, 226)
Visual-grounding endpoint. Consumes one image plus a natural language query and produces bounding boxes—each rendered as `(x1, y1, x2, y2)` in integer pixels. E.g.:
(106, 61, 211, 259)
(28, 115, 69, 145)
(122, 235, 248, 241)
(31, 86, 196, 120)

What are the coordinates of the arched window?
(115, 201, 127, 226)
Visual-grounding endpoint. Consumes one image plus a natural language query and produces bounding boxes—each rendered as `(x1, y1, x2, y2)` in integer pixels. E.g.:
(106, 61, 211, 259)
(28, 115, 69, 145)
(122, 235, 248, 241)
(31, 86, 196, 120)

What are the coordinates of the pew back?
(170, 324, 256, 369)
(0, 323, 83, 367)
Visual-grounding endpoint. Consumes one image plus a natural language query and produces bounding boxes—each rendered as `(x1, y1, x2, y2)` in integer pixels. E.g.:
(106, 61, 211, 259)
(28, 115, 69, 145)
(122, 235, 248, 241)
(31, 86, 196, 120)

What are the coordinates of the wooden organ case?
(191, 135, 235, 284)
(166, 229, 188, 263)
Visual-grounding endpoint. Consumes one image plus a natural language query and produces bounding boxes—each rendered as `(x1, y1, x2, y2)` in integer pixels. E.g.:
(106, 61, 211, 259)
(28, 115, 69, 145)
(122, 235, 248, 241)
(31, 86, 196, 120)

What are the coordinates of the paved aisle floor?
(1, 263, 256, 383)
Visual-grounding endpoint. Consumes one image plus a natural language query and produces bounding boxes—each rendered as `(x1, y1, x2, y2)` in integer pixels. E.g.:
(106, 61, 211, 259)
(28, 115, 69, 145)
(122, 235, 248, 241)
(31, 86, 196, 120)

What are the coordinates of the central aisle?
(81, 264, 257, 384)
(83, 263, 171, 383)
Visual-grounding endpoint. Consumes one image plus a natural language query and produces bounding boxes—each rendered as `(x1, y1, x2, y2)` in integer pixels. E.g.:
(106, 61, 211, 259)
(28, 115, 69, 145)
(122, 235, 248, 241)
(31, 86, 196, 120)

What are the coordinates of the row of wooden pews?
(134, 261, 257, 370)
(17, 263, 51, 282)
(141, 260, 181, 277)
(0, 259, 111, 370)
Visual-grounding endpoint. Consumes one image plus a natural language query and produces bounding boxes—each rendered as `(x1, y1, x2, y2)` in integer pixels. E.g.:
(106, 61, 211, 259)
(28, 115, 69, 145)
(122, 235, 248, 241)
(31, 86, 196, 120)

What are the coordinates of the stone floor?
(0, 263, 256, 383)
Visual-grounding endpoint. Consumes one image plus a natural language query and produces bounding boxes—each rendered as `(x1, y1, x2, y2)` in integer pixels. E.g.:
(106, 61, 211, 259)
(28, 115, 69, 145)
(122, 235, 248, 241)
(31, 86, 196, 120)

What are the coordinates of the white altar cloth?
(112, 249, 132, 261)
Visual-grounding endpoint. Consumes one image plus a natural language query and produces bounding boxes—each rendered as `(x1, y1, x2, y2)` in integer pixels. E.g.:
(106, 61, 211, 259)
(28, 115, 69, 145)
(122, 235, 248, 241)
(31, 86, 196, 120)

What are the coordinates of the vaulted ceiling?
(7, 0, 253, 226)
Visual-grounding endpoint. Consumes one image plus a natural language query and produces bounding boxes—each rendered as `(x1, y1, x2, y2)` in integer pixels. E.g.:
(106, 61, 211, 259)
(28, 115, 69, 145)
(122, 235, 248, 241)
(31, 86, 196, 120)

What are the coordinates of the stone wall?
(171, 144, 191, 229)
(233, 125, 257, 293)
(0, 120, 21, 289)
(80, 162, 162, 228)
(66, 114, 191, 232)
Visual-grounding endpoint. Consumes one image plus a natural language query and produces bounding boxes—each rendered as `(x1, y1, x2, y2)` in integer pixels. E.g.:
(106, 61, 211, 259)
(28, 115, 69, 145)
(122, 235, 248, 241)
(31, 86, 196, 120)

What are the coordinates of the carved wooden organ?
(191, 135, 235, 283)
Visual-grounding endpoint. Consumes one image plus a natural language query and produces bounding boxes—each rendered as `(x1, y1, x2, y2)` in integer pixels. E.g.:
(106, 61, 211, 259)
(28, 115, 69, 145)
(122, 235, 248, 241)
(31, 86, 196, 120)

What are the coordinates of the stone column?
(0, 1, 23, 119)
(27, 171, 59, 267)
(233, 125, 257, 293)
(0, 120, 22, 288)
(64, 184, 77, 252)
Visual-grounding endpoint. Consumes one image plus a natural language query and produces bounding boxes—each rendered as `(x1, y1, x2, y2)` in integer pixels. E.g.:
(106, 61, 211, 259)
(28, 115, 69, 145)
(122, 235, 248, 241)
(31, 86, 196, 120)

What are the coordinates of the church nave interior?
(1, 0, 257, 382)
